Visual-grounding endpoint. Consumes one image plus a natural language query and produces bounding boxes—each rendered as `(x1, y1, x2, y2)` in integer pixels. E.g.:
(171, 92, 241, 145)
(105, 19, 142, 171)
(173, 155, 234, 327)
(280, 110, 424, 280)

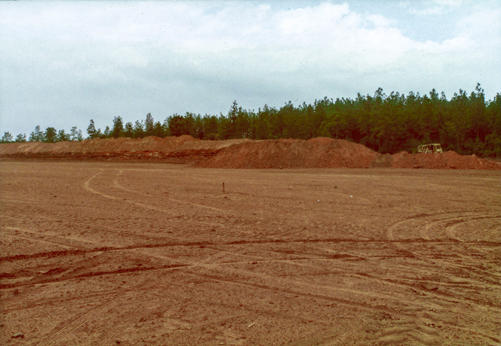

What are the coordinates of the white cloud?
(433, 0, 464, 6)
(402, 0, 466, 15)
(409, 6, 444, 15)
(1, 1, 500, 136)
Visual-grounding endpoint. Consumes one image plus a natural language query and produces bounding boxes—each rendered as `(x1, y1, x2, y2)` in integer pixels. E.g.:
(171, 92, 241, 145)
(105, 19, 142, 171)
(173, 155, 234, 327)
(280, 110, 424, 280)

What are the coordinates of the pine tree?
(123, 122, 134, 138)
(145, 113, 154, 136)
(29, 125, 44, 142)
(15, 133, 27, 142)
(111, 116, 124, 138)
(1, 132, 13, 143)
(44, 127, 57, 143)
(87, 120, 98, 139)
(133, 121, 144, 138)
(57, 129, 70, 142)
(70, 126, 83, 141)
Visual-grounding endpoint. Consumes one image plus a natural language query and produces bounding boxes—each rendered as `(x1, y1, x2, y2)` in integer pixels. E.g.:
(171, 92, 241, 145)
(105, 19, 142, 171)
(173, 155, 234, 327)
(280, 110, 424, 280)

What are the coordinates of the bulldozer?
(417, 143, 443, 154)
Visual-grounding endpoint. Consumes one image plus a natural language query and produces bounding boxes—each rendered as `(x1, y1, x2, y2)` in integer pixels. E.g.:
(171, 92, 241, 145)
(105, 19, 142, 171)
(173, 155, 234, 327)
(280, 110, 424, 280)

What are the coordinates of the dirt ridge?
(1, 135, 499, 169)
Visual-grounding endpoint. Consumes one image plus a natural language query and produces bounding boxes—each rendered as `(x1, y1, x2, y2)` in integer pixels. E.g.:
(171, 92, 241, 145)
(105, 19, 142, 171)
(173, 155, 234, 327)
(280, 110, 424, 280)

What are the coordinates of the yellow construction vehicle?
(417, 143, 443, 154)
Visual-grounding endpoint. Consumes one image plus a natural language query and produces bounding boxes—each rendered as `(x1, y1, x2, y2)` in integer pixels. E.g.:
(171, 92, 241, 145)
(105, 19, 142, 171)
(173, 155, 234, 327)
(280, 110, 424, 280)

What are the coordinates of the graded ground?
(0, 161, 499, 345)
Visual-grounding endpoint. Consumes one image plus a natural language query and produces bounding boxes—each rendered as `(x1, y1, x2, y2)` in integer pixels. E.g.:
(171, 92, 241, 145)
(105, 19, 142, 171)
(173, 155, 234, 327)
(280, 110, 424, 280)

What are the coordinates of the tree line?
(2, 84, 500, 157)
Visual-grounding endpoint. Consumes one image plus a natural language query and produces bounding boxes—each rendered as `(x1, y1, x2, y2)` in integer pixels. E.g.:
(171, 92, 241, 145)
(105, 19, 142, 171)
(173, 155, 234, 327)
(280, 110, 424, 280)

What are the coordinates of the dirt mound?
(196, 138, 379, 168)
(1, 136, 500, 169)
(0, 135, 247, 155)
(391, 151, 501, 169)
(0, 136, 250, 162)
(195, 138, 500, 169)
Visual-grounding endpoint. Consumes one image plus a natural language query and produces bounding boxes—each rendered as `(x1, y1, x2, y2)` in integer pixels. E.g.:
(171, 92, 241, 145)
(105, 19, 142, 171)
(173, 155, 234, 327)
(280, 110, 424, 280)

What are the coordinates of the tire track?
(6, 239, 456, 324)
(2, 236, 498, 263)
(2, 290, 124, 314)
(3, 226, 94, 250)
(83, 169, 120, 200)
(355, 272, 501, 311)
(444, 215, 501, 241)
(0, 265, 186, 289)
(181, 270, 407, 319)
(112, 169, 277, 233)
(9, 170, 501, 344)
(439, 323, 501, 344)
(24, 241, 495, 315)
(2, 229, 75, 250)
(176, 259, 463, 320)
(84, 169, 234, 229)
(380, 212, 501, 340)
(419, 214, 500, 242)
(1, 214, 56, 223)
(4, 162, 500, 345)
(196, 257, 501, 316)
(289, 257, 500, 310)
(385, 213, 501, 278)
(385, 212, 501, 286)
(0, 197, 45, 206)
(35, 292, 124, 346)
(98, 303, 150, 344)
(386, 212, 473, 242)
(0, 245, 187, 289)
(21, 253, 499, 346)
(114, 169, 234, 216)
(386, 214, 435, 242)
(35, 279, 156, 346)
(84, 169, 178, 214)
(371, 319, 440, 346)
(372, 314, 501, 346)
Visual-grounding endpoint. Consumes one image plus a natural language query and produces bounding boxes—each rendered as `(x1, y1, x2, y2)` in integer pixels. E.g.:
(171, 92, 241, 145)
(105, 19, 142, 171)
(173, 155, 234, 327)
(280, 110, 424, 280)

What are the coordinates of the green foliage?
(17, 125, 84, 143)
(44, 127, 57, 143)
(1, 132, 13, 143)
(217, 101, 253, 140)
(202, 115, 218, 139)
(167, 114, 187, 137)
(152, 121, 166, 138)
(57, 129, 70, 142)
(70, 126, 83, 141)
(123, 122, 134, 138)
(144, 113, 154, 137)
(87, 120, 99, 139)
(111, 116, 124, 138)
(103, 126, 111, 138)
(29, 125, 44, 142)
(15, 133, 27, 142)
(133, 121, 144, 138)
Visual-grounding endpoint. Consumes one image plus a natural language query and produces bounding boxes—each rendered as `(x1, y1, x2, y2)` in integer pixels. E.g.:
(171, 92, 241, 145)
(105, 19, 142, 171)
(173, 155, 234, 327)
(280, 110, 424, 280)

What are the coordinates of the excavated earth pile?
(195, 137, 379, 168)
(1, 135, 500, 169)
(0, 135, 249, 163)
(390, 151, 501, 169)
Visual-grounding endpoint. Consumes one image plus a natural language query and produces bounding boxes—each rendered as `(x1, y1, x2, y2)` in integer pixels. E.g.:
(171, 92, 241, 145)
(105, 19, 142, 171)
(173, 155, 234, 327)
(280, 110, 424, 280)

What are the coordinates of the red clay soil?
(391, 151, 501, 169)
(1, 162, 500, 345)
(1, 136, 499, 170)
(0, 136, 249, 163)
(196, 138, 379, 169)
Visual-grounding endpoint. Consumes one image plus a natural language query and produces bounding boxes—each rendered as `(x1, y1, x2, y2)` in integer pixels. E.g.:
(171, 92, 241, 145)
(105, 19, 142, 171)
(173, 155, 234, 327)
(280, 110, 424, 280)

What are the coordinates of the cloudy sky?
(1, 0, 500, 137)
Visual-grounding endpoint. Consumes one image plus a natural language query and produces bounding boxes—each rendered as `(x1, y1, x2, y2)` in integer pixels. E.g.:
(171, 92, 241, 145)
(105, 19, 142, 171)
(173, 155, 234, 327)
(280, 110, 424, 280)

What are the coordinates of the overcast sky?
(1, 0, 500, 137)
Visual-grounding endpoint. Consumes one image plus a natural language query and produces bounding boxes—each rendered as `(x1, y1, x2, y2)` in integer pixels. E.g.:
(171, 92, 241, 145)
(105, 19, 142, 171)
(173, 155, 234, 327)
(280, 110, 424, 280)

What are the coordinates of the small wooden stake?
(223, 182, 225, 193)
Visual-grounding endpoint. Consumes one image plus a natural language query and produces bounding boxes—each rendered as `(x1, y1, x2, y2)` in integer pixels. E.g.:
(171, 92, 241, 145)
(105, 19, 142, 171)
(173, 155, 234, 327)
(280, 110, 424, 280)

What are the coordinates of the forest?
(2, 84, 500, 157)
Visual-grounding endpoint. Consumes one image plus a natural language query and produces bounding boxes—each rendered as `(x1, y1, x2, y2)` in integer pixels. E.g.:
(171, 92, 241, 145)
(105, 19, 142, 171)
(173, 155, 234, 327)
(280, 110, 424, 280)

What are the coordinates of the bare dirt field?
(1, 161, 500, 345)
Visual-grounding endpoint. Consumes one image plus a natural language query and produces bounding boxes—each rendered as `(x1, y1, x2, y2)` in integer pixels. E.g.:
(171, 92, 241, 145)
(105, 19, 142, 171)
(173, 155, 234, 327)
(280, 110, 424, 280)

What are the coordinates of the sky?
(1, 0, 500, 137)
